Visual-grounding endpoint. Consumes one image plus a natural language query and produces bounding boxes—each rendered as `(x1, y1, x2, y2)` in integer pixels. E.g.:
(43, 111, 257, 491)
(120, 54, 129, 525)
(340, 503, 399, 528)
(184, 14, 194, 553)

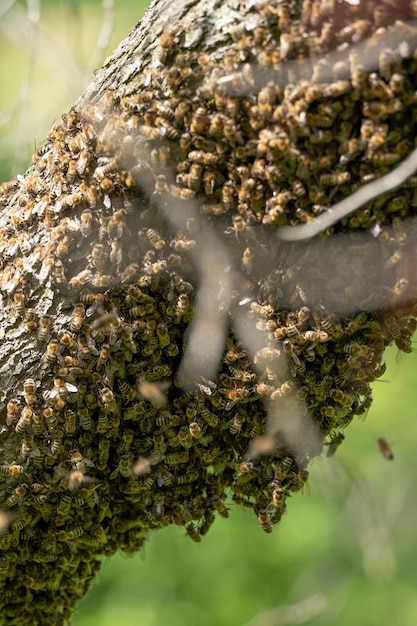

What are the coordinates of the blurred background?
(1, 2, 417, 625)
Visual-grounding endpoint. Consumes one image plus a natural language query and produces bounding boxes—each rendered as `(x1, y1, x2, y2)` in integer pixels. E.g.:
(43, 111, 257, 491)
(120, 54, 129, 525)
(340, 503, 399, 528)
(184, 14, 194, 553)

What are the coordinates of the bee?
(80, 209, 93, 237)
(38, 256, 54, 283)
(138, 380, 168, 407)
(330, 389, 355, 407)
(165, 450, 189, 465)
(270, 381, 295, 400)
(6, 399, 20, 426)
(271, 487, 285, 508)
(96, 344, 111, 371)
(319, 171, 351, 186)
(5, 483, 28, 507)
(30, 411, 43, 435)
(69, 269, 93, 290)
(146, 228, 165, 250)
(185, 522, 201, 543)
(23, 309, 38, 333)
(15, 406, 32, 433)
(23, 378, 37, 405)
(257, 509, 273, 533)
(58, 526, 85, 542)
(69, 304, 86, 332)
(155, 31, 174, 63)
(210, 495, 229, 518)
(56, 494, 72, 517)
(64, 409, 77, 435)
(326, 432, 345, 458)
(110, 454, 133, 479)
(254, 346, 281, 363)
(377, 437, 394, 460)
(229, 413, 245, 435)
(97, 437, 111, 470)
(13, 290, 26, 316)
(42, 406, 58, 431)
(91, 243, 106, 272)
(0, 463, 24, 476)
(59, 332, 77, 352)
(36, 315, 52, 343)
(100, 387, 118, 414)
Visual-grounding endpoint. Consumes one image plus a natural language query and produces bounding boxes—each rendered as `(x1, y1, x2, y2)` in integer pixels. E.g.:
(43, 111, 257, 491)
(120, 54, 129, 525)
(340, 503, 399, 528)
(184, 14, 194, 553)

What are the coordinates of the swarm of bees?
(0, 0, 417, 624)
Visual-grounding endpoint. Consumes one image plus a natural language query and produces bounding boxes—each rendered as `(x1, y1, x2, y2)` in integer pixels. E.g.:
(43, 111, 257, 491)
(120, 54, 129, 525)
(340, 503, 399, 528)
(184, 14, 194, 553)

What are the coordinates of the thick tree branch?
(1, 1, 417, 624)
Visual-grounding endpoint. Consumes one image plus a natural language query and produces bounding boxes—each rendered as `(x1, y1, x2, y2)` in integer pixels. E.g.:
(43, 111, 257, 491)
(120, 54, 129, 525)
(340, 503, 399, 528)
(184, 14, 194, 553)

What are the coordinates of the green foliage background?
(1, 2, 417, 625)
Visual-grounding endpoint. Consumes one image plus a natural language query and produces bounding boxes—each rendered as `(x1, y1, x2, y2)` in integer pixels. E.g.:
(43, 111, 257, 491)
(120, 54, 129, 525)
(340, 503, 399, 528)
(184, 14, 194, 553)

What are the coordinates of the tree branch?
(1, 1, 417, 624)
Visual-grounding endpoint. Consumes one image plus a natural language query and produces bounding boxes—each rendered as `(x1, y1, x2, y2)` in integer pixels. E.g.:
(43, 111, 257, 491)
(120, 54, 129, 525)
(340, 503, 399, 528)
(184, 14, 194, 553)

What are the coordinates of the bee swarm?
(1, 0, 417, 623)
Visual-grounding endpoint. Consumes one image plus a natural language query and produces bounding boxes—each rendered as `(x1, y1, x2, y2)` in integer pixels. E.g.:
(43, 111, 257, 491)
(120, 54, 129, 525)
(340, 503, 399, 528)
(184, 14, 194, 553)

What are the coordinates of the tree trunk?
(1, 0, 417, 623)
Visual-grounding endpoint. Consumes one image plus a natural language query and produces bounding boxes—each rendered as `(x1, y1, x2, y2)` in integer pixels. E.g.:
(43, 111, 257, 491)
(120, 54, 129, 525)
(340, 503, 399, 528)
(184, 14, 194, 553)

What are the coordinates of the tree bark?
(1, 0, 417, 623)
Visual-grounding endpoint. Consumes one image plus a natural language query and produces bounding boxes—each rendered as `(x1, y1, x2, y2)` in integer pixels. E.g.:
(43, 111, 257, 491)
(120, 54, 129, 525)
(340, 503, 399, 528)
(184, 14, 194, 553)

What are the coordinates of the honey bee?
(36, 315, 52, 343)
(38, 256, 55, 283)
(6, 398, 20, 426)
(69, 269, 93, 290)
(64, 409, 77, 435)
(59, 332, 77, 352)
(0, 463, 24, 476)
(15, 406, 32, 433)
(12, 290, 25, 316)
(271, 487, 285, 508)
(42, 406, 58, 431)
(183, 522, 200, 543)
(80, 209, 93, 237)
(69, 304, 85, 332)
(138, 380, 168, 407)
(229, 413, 245, 435)
(110, 454, 133, 479)
(100, 387, 118, 414)
(326, 432, 345, 458)
(23, 378, 37, 406)
(377, 437, 394, 460)
(23, 309, 38, 333)
(254, 346, 281, 363)
(91, 244, 106, 272)
(319, 171, 351, 186)
(58, 526, 85, 542)
(257, 509, 273, 533)
(145, 228, 164, 250)
(165, 450, 189, 465)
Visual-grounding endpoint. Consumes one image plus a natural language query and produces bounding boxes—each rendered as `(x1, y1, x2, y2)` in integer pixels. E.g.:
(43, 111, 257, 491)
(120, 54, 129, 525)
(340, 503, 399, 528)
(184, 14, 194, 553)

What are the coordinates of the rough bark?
(1, 0, 417, 624)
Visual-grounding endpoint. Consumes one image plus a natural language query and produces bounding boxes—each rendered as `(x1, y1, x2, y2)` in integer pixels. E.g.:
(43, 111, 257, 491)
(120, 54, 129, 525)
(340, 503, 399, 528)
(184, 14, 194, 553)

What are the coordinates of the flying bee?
(23, 378, 37, 405)
(325, 432, 345, 458)
(138, 380, 168, 407)
(377, 437, 393, 460)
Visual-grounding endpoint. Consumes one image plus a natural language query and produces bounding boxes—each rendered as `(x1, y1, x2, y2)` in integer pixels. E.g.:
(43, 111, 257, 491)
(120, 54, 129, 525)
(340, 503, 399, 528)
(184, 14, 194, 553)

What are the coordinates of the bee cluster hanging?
(1, 0, 417, 624)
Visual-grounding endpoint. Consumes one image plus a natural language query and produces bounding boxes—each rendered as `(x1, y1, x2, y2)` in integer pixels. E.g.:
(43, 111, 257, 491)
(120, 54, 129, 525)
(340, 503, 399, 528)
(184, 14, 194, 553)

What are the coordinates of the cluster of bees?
(0, 0, 417, 623)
